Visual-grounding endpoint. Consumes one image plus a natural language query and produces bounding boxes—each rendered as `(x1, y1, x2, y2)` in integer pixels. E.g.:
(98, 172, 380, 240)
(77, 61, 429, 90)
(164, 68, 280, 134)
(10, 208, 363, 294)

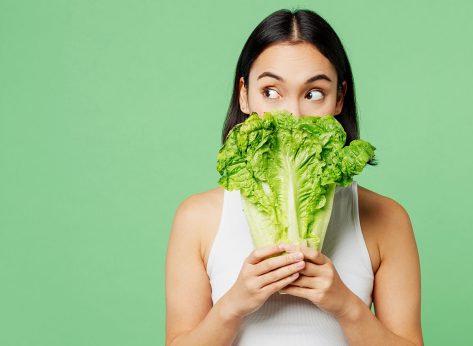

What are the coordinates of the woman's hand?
(279, 244, 357, 320)
(221, 243, 306, 320)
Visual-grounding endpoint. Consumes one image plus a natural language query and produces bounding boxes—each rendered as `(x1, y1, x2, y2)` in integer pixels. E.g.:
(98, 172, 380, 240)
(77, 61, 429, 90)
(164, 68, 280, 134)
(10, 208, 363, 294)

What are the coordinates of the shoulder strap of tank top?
(206, 188, 241, 274)
(350, 181, 374, 278)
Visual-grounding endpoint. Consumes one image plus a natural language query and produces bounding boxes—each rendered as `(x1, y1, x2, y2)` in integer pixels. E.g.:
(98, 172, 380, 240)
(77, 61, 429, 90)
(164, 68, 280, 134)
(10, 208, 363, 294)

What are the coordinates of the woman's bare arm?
(165, 194, 242, 346)
(337, 193, 423, 345)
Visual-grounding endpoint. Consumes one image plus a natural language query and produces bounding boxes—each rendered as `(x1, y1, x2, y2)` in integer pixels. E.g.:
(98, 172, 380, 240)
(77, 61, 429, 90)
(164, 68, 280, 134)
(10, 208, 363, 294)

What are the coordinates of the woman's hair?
(222, 8, 377, 165)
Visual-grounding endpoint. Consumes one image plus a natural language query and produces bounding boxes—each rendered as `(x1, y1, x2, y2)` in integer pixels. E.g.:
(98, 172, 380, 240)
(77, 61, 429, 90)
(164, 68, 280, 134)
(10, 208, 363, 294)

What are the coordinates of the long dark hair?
(222, 8, 377, 165)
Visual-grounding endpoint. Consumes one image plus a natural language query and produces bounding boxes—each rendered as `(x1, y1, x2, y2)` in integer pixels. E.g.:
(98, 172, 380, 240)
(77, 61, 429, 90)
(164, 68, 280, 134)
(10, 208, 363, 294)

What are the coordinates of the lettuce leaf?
(216, 110, 375, 251)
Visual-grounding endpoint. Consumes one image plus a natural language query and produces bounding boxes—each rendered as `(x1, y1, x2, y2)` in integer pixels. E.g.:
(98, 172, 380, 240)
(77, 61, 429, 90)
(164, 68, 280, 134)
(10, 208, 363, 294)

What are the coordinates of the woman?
(166, 8, 423, 346)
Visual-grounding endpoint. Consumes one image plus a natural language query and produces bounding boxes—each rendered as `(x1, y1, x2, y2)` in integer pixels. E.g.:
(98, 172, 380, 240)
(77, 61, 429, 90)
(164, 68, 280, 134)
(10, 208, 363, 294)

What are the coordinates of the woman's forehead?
(249, 42, 337, 82)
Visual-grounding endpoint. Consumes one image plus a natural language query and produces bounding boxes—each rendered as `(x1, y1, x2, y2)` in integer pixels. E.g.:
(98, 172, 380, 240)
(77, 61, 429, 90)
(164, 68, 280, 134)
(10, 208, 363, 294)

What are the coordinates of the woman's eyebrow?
(256, 71, 332, 83)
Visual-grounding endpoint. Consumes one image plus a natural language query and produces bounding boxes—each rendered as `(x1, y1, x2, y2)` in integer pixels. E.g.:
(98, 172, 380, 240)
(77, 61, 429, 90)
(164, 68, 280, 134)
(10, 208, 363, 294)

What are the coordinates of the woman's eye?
(306, 90, 324, 101)
(263, 88, 279, 99)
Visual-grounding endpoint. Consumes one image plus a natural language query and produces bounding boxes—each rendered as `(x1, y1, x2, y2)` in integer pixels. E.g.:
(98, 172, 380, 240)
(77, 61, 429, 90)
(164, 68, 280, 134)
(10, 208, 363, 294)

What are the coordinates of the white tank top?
(206, 181, 374, 345)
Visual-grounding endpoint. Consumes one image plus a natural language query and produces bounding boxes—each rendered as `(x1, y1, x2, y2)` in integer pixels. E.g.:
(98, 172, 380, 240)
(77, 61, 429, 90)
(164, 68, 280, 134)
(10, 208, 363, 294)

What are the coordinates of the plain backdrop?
(1, 1, 472, 345)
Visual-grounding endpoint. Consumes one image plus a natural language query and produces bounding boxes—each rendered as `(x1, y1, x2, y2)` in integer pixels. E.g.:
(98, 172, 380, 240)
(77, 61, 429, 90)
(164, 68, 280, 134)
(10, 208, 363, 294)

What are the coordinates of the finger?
(278, 243, 298, 253)
(297, 245, 329, 265)
(253, 251, 304, 276)
(261, 271, 300, 294)
(291, 274, 324, 289)
(246, 244, 285, 265)
(298, 261, 326, 277)
(257, 260, 305, 287)
(278, 285, 311, 299)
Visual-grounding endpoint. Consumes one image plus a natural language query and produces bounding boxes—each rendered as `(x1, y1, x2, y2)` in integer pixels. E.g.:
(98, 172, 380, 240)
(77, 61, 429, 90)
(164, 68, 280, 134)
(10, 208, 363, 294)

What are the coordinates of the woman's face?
(239, 42, 347, 118)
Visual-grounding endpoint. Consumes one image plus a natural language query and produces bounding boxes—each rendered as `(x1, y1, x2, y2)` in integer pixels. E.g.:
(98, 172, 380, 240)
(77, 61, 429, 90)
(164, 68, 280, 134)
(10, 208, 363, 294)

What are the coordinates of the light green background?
(1, 0, 471, 345)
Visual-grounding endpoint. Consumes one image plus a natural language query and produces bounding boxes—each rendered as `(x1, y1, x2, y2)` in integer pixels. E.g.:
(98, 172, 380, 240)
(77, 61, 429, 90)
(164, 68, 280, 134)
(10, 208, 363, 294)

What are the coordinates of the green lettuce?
(216, 110, 375, 251)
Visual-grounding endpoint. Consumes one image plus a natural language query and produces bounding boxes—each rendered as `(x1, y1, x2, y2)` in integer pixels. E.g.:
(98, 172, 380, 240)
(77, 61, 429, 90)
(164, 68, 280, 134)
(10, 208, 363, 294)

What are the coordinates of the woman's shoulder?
(171, 186, 225, 263)
(356, 183, 415, 275)
(357, 183, 412, 235)
(176, 186, 224, 217)
(357, 184, 409, 215)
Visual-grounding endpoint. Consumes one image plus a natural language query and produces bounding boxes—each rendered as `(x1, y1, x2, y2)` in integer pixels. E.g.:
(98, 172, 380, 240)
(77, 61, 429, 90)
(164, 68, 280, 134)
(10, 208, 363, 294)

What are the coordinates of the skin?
(238, 42, 346, 118)
(165, 42, 423, 345)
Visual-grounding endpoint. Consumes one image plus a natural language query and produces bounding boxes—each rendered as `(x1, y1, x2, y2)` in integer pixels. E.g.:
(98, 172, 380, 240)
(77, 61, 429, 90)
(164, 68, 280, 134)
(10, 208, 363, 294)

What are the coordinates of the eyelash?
(262, 87, 325, 100)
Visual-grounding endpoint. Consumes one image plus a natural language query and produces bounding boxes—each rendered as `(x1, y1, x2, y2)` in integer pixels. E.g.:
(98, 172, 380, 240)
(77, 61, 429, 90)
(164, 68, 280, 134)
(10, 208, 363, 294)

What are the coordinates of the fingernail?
(279, 290, 288, 295)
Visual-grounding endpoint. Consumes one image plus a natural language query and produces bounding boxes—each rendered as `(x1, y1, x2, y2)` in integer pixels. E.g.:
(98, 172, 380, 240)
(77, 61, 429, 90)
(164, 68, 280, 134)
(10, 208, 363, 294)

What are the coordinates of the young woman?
(166, 9, 423, 346)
